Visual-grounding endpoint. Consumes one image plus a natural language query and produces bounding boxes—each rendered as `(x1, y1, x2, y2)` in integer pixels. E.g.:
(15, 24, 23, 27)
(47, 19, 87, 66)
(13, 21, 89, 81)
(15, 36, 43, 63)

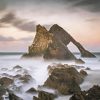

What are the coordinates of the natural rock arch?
(23, 24, 95, 59)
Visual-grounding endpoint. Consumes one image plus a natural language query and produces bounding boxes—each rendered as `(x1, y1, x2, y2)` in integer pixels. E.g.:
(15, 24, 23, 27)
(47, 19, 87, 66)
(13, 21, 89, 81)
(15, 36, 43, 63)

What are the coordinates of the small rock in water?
(85, 67, 91, 70)
(75, 59, 85, 64)
(13, 65, 22, 70)
(26, 87, 37, 94)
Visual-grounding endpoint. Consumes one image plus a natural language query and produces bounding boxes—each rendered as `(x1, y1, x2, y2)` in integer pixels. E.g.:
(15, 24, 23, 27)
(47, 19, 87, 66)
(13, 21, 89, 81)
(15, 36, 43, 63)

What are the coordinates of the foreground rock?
(9, 92, 23, 100)
(70, 85, 100, 100)
(33, 91, 57, 100)
(23, 24, 95, 59)
(44, 64, 85, 95)
(0, 77, 14, 87)
(0, 85, 6, 100)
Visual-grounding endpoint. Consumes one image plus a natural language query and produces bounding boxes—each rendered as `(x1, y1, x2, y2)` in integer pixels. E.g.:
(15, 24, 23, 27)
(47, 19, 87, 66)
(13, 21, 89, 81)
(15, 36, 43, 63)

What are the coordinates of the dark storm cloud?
(0, 35, 15, 41)
(0, 0, 100, 13)
(74, 0, 100, 12)
(0, 12, 36, 32)
(13, 21, 36, 32)
(0, 12, 15, 23)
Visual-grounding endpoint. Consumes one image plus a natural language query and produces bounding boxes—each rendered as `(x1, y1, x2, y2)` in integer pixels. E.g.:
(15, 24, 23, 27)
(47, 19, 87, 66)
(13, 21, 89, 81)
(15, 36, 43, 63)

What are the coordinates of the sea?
(0, 52, 100, 100)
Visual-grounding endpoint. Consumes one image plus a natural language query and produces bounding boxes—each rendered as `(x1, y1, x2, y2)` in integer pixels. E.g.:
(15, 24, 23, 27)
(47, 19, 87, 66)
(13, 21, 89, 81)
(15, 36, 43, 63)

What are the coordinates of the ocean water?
(0, 52, 100, 100)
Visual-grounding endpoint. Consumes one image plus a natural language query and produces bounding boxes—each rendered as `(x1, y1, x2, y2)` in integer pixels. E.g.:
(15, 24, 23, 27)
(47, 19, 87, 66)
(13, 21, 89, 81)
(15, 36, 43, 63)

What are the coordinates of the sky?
(0, 0, 100, 52)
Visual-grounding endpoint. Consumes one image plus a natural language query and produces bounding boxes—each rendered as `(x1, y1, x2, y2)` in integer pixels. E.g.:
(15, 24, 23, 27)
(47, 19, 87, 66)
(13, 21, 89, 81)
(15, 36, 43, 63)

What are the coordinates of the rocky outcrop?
(70, 85, 100, 100)
(23, 24, 95, 59)
(44, 64, 85, 95)
(33, 91, 57, 100)
(49, 24, 95, 58)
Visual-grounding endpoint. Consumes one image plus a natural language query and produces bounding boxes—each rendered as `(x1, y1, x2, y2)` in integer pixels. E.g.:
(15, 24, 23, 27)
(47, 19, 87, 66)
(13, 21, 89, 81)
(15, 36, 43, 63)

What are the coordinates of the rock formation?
(70, 85, 100, 100)
(44, 64, 85, 95)
(33, 91, 57, 100)
(49, 24, 95, 57)
(23, 24, 95, 59)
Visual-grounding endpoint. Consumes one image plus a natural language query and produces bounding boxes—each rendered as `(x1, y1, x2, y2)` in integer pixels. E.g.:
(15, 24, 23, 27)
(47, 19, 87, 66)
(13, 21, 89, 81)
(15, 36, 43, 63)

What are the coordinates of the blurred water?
(0, 53, 100, 100)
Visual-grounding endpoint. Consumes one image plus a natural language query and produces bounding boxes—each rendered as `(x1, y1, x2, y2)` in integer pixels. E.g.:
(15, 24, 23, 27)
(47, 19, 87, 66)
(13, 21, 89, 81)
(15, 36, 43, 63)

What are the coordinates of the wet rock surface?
(80, 70, 88, 77)
(8, 92, 23, 100)
(0, 77, 14, 87)
(44, 64, 85, 95)
(70, 85, 100, 100)
(33, 91, 57, 100)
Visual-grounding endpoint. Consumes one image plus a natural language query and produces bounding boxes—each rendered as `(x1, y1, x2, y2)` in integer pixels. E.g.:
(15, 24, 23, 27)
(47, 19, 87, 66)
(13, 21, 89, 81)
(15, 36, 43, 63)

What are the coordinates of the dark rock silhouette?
(70, 85, 100, 100)
(23, 24, 95, 59)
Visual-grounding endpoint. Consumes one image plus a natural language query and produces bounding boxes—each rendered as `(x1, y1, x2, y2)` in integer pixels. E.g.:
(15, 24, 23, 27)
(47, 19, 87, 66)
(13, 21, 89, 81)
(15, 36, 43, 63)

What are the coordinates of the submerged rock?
(26, 87, 37, 93)
(19, 74, 33, 83)
(44, 64, 85, 95)
(33, 91, 57, 100)
(70, 85, 100, 100)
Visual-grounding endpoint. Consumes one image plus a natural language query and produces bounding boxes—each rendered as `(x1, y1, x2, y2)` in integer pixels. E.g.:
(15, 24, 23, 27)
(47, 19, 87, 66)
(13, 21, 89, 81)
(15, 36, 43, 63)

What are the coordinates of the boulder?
(44, 64, 84, 95)
(0, 77, 14, 87)
(33, 91, 57, 100)
(70, 85, 100, 100)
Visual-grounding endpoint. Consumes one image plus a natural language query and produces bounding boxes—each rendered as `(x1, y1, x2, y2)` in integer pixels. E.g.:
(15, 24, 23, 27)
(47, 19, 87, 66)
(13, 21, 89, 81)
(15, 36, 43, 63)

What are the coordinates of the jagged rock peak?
(36, 24, 48, 33)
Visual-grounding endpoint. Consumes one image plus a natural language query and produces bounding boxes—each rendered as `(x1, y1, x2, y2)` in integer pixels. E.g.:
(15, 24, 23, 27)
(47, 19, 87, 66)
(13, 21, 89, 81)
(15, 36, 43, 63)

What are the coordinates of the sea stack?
(23, 24, 95, 59)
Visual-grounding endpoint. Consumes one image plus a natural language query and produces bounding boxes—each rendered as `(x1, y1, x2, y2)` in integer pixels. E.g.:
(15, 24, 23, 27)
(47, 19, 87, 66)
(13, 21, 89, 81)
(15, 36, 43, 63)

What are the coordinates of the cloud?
(86, 18, 100, 22)
(72, 0, 100, 13)
(0, 35, 15, 41)
(0, 35, 32, 42)
(13, 21, 36, 32)
(0, 12, 36, 32)
(19, 36, 32, 41)
(0, 12, 15, 23)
